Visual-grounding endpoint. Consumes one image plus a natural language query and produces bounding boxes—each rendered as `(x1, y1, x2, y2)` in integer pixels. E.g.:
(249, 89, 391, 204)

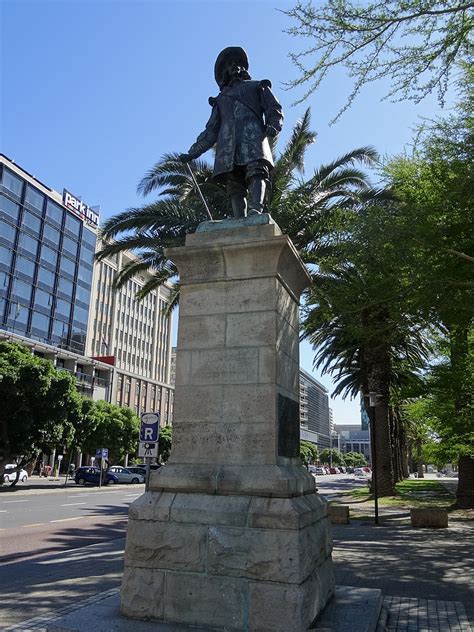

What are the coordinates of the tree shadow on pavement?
(0, 503, 134, 628)
(331, 521, 474, 621)
(0, 503, 129, 565)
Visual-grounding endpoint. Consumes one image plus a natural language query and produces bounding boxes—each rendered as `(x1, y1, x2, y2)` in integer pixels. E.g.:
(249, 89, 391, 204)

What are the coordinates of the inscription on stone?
(277, 394, 300, 457)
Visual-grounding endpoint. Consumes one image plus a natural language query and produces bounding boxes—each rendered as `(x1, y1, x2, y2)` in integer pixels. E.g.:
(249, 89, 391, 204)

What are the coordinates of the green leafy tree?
(300, 439, 319, 467)
(402, 399, 436, 478)
(344, 451, 368, 467)
(81, 401, 140, 465)
(319, 448, 346, 466)
(158, 425, 173, 463)
(284, 0, 474, 121)
(0, 342, 80, 483)
(384, 71, 474, 506)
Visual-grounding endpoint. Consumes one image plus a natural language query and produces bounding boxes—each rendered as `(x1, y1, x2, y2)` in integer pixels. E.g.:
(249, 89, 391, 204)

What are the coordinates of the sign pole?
(99, 457, 102, 489)
(145, 457, 152, 492)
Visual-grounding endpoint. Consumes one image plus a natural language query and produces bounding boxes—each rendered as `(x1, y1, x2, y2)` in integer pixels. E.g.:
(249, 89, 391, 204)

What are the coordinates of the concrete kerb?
(0, 480, 144, 497)
(6, 586, 384, 632)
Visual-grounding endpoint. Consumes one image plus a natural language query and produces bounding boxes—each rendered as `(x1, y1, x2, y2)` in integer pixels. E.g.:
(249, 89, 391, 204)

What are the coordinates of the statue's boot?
(247, 176, 266, 215)
(230, 193, 247, 218)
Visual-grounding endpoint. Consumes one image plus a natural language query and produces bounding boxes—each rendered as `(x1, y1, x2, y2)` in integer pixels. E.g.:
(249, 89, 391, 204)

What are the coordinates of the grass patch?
(340, 478, 453, 509)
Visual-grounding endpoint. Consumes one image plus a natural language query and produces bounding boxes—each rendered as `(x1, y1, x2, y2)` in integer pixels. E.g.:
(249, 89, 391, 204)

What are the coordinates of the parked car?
(315, 467, 326, 475)
(3, 464, 28, 483)
(354, 467, 369, 477)
(127, 466, 147, 477)
(74, 466, 118, 486)
(328, 467, 338, 474)
(108, 466, 145, 484)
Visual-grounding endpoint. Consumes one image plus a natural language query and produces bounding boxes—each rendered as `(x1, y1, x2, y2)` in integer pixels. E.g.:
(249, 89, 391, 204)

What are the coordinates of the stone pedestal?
(121, 216, 335, 631)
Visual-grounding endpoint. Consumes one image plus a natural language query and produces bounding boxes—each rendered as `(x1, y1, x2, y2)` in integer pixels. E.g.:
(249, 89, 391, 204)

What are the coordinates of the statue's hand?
(179, 153, 195, 163)
(265, 125, 279, 139)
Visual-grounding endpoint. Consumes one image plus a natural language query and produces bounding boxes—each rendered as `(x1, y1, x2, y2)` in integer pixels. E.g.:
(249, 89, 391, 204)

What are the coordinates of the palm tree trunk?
(416, 439, 424, 478)
(456, 456, 474, 508)
(365, 339, 395, 497)
(400, 426, 409, 479)
(373, 402, 395, 495)
(447, 324, 472, 508)
(391, 409, 405, 483)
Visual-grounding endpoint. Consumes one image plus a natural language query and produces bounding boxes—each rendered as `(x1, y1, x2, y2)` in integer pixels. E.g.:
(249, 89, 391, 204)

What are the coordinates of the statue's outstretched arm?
(180, 105, 221, 162)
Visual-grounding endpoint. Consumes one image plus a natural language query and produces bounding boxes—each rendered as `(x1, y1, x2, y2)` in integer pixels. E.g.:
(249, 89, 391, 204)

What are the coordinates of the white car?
(3, 464, 28, 483)
(107, 466, 145, 484)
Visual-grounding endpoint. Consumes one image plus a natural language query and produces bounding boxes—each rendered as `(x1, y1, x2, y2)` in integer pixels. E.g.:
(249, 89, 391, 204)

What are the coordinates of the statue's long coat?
(188, 79, 284, 180)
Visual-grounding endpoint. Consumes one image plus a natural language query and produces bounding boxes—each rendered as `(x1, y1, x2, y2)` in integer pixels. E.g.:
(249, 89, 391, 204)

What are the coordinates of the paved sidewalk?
(384, 596, 472, 631)
(332, 517, 474, 624)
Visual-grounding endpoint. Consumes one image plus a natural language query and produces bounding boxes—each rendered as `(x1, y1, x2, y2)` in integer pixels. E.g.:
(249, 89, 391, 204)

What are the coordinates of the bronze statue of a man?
(180, 47, 284, 218)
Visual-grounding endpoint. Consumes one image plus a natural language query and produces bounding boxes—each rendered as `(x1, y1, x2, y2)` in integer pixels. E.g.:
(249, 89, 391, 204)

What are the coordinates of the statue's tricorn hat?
(214, 46, 249, 85)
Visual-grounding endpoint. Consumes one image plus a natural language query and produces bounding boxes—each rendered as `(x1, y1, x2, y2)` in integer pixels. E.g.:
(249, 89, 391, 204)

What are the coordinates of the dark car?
(128, 464, 162, 474)
(74, 466, 118, 486)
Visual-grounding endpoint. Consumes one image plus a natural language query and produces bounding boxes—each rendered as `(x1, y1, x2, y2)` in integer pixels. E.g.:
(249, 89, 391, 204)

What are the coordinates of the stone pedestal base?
(121, 490, 335, 631)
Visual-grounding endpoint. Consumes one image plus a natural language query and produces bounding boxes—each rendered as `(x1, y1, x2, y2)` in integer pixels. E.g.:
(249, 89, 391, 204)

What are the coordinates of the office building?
(88, 248, 175, 424)
(0, 154, 175, 420)
(299, 368, 331, 448)
(0, 154, 113, 399)
(332, 424, 371, 461)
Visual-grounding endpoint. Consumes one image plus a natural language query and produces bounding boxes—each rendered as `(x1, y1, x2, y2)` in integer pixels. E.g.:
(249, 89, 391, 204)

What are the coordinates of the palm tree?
(96, 109, 378, 304)
(300, 197, 431, 496)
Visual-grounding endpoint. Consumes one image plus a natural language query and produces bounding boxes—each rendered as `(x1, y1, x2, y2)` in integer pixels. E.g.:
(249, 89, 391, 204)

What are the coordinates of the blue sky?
(1, 0, 455, 425)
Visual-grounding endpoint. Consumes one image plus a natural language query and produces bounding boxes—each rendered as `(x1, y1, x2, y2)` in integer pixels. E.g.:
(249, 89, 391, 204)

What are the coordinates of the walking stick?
(185, 162, 213, 221)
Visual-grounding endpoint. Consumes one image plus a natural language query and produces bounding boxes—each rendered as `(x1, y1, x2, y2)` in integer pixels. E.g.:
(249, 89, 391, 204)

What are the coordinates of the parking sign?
(140, 412, 160, 442)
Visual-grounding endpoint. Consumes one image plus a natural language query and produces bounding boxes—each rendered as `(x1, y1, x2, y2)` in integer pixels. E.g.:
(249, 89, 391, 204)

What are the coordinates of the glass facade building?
(0, 156, 96, 355)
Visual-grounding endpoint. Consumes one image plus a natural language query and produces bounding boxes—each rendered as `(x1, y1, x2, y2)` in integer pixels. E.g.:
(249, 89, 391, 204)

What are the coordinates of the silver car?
(107, 466, 145, 484)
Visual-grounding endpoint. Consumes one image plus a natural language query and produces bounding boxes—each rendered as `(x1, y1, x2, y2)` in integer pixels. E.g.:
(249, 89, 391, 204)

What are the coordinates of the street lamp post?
(369, 392, 379, 525)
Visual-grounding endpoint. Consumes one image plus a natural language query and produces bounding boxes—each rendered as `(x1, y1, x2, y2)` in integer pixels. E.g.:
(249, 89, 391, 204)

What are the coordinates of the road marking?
(61, 502, 86, 506)
(0, 510, 8, 512)
(22, 523, 45, 528)
(1, 499, 28, 504)
(50, 516, 84, 523)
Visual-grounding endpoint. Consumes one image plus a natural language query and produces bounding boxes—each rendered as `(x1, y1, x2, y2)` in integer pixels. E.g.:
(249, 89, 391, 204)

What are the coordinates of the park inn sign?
(62, 189, 99, 227)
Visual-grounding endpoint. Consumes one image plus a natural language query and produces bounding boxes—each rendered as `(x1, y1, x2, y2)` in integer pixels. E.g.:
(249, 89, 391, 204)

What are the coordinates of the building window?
(11, 278, 32, 302)
(64, 212, 81, 237)
(37, 267, 55, 289)
(24, 185, 44, 212)
(55, 299, 71, 319)
(57, 276, 74, 297)
(22, 211, 42, 237)
(8, 301, 29, 326)
(14, 255, 35, 278)
(0, 219, 17, 245)
(46, 200, 64, 227)
(30, 311, 50, 333)
(43, 223, 60, 244)
(34, 288, 53, 309)
(18, 233, 38, 257)
(2, 169, 23, 198)
(0, 195, 20, 222)
(40, 243, 57, 267)
(62, 235, 78, 258)
(59, 255, 76, 277)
